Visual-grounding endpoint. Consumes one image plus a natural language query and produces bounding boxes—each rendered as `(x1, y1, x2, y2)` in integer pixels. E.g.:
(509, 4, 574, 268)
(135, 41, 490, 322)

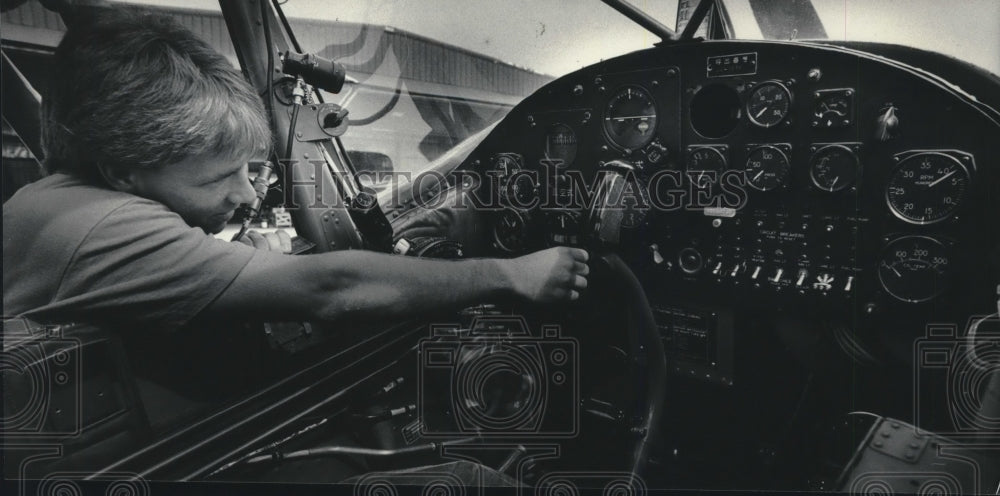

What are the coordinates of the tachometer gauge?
(745, 145, 790, 191)
(886, 152, 970, 225)
(746, 81, 792, 128)
(493, 210, 529, 253)
(878, 236, 952, 303)
(543, 123, 578, 168)
(603, 85, 658, 151)
(688, 146, 727, 189)
(810, 144, 859, 192)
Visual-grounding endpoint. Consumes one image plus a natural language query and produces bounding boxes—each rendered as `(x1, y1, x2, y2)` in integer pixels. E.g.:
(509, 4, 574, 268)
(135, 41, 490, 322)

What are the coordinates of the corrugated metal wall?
(1, 1, 65, 30)
(1, 1, 551, 98)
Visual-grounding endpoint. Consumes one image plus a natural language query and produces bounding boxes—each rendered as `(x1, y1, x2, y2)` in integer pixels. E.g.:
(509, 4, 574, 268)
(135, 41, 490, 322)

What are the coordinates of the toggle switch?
(770, 268, 784, 283)
(650, 244, 664, 265)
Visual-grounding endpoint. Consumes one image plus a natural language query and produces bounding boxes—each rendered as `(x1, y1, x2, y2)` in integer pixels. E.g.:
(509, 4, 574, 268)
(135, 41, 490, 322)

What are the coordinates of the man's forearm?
(208, 246, 585, 325)
(312, 250, 516, 324)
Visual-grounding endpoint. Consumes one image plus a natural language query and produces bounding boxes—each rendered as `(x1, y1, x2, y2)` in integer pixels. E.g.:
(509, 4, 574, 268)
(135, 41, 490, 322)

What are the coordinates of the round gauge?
(494, 154, 521, 176)
(493, 154, 537, 208)
(502, 172, 538, 209)
(493, 210, 529, 253)
(547, 210, 581, 245)
(621, 178, 651, 228)
(603, 85, 658, 151)
(543, 123, 578, 168)
(688, 146, 727, 172)
(878, 236, 952, 303)
(810, 145, 859, 192)
(747, 81, 792, 128)
(886, 152, 970, 225)
(688, 146, 727, 189)
(745, 145, 790, 191)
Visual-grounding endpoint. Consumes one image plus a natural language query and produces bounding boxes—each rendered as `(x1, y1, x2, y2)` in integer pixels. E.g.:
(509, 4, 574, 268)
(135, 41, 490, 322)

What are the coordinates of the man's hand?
(236, 229, 292, 253)
(502, 247, 590, 302)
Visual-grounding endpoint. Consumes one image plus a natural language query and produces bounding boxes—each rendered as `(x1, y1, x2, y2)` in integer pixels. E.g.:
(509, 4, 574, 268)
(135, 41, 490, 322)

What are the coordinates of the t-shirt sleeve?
(40, 199, 259, 329)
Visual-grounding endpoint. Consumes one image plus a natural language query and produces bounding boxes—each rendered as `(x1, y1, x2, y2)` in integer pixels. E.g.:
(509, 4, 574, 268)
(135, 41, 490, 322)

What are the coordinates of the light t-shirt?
(3, 173, 258, 329)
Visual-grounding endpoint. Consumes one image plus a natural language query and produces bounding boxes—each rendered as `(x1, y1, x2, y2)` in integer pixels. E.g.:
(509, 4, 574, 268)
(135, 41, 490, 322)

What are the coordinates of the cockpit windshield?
(666, 0, 1000, 75)
(110, 0, 998, 196)
(278, 0, 681, 182)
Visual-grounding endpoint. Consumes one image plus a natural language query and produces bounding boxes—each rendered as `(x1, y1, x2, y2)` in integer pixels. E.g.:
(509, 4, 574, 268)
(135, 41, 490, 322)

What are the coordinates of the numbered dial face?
(621, 179, 651, 228)
(747, 82, 792, 128)
(503, 173, 538, 209)
(543, 123, 578, 168)
(493, 210, 529, 253)
(494, 154, 537, 208)
(603, 85, 658, 151)
(745, 145, 790, 191)
(878, 236, 952, 303)
(886, 152, 970, 224)
(494, 154, 521, 176)
(810, 145, 859, 192)
(688, 147, 727, 189)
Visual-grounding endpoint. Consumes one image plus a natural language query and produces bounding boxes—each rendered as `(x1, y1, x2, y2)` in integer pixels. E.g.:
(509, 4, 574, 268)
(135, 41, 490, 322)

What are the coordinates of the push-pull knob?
(876, 105, 899, 142)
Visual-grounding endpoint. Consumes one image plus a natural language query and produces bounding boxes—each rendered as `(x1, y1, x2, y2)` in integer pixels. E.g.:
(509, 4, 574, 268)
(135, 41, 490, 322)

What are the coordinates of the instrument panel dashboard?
(452, 39, 999, 375)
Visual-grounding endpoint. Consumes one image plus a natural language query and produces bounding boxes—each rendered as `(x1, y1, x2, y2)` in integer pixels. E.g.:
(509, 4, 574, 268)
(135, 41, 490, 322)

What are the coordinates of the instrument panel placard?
(707, 52, 757, 77)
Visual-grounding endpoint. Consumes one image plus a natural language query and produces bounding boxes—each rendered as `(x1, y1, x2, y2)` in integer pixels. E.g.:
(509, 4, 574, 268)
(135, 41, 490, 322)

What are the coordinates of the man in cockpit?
(2, 9, 590, 331)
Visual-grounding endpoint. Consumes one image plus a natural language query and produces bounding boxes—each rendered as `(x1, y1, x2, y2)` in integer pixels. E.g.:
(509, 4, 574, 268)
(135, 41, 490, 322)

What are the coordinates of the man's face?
(128, 154, 257, 234)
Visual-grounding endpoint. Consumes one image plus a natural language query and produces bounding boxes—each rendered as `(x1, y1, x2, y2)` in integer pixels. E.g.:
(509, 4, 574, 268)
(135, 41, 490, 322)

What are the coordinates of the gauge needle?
(890, 265, 902, 277)
(755, 107, 768, 119)
(753, 170, 764, 181)
(609, 115, 655, 121)
(927, 169, 956, 187)
(828, 176, 840, 191)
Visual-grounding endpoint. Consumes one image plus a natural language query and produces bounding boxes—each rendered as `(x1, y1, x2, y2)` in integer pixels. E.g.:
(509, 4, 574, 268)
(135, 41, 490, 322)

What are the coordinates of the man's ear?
(96, 162, 140, 193)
